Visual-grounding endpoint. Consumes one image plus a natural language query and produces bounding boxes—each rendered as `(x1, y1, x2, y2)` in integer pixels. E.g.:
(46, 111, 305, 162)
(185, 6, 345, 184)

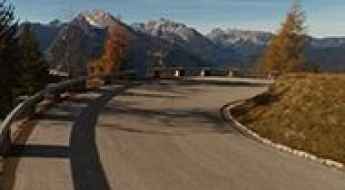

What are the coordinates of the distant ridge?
(44, 10, 210, 77)
(19, 10, 345, 75)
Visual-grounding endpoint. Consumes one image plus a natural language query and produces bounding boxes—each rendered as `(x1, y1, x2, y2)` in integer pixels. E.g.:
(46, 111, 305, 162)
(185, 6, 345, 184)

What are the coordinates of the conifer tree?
(261, 0, 307, 75)
(18, 23, 49, 95)
(0, 0, 20, 117)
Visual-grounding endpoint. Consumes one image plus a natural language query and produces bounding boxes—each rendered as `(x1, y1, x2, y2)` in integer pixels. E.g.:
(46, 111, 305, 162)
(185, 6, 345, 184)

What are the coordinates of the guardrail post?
(0, 128, 11, 157)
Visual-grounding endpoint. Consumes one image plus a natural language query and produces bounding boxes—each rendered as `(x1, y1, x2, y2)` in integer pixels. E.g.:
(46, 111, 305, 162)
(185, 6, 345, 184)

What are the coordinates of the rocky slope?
(45, 10, 208, 77)
(207, 28, 345, 72)
(207, 28, 273, 69)
(132, 18, 220, 64)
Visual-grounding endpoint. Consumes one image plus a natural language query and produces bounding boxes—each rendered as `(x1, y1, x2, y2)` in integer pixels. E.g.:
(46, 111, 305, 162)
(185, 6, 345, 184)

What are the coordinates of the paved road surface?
(2, 80, 345, 190)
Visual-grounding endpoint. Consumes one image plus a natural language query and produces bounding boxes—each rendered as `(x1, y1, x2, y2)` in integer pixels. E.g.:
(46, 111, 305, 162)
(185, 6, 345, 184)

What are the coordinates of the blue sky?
(10, 0, 345, 37)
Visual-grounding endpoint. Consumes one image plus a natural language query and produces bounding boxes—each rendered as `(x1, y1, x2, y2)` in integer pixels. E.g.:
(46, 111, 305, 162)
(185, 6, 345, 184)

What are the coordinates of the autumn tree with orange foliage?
(260, 0, 307, 76)
(88, 23, 129, 78)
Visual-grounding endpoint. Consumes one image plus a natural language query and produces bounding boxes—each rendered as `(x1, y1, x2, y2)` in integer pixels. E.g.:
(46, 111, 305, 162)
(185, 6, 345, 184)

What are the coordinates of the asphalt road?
(2, 80, 345, 190)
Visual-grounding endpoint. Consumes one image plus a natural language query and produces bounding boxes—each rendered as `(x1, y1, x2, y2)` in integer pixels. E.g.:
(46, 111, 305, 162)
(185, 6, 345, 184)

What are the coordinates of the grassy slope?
(233, 74, 345, 163)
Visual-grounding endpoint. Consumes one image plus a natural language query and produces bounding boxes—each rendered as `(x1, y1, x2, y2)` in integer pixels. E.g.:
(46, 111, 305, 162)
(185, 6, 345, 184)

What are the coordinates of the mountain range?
(21, 10, 345, 77)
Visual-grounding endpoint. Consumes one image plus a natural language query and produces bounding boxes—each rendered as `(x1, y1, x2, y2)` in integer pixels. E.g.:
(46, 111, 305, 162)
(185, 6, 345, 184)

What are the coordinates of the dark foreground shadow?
(34, 113, 75, 122)
(2, 100, 57, 190)
(178, 79, 270, 87)
(2, 119, 39, 190)
(10, 145, 69, 158)
(70, 85, 135, 190)
(1, 84, 136, 190)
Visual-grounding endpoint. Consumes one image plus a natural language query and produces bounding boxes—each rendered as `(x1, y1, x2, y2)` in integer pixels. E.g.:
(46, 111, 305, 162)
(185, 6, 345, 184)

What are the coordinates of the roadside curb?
(222, 101, 344, 171)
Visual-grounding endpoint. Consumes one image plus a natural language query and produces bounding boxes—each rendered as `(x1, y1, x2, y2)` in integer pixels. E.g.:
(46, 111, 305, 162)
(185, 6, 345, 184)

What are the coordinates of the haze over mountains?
(21, 10, 345, 76)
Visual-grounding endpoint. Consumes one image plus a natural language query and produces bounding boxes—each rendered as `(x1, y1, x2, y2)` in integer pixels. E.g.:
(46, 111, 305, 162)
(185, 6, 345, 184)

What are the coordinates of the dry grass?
(233, 73, 345, 163)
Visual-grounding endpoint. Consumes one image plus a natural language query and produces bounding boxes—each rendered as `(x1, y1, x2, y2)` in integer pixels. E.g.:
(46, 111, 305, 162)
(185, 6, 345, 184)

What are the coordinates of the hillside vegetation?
(233, 74, 345, 163)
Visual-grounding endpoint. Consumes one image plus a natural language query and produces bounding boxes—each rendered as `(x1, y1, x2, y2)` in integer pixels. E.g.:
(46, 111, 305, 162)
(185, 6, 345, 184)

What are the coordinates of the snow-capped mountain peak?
(132, 18, 188, 36)
(207, 28, 273, 46)
(79, 10, 118, 28)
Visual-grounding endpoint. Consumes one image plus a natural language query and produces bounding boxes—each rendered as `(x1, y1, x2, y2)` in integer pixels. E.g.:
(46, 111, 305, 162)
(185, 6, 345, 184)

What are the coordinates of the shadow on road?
(121, 91, 185, 99)
(179, 79, 270, 87)
(2, 84, 136, 190)
(34, 113, 76, 122)
(2, 119, 39, 190)
(69, 85, 135, 190)
(101, 83, 237, 135)
(10, 145, 69, 158)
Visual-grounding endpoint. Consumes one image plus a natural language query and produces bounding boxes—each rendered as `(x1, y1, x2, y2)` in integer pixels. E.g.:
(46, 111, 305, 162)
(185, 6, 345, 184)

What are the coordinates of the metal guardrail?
(0, 77, 88, 157)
